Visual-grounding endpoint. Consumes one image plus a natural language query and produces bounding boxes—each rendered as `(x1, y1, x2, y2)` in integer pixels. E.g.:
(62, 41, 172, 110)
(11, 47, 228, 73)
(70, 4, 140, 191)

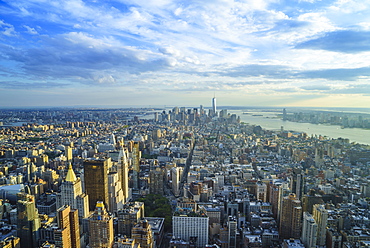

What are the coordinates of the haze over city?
(1, 0, 370, 108)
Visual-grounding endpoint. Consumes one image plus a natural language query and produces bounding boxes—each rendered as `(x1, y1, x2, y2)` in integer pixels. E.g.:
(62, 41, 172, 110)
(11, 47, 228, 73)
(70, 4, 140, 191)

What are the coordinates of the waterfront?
(232, 110, 370, 145)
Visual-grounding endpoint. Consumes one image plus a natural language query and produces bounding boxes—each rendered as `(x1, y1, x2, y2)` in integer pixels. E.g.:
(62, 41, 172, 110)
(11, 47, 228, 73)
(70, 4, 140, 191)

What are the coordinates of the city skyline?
(1, 0, 370, 108)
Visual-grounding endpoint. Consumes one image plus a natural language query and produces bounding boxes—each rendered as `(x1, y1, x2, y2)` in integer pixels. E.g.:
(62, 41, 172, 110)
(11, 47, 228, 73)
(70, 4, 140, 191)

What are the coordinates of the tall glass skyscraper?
(212, 96, 217, 116)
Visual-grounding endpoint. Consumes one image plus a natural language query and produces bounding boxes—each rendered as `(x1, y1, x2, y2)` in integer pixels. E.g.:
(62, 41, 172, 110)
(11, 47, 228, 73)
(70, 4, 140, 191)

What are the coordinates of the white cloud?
(0, 20, 17, 36)
(23, 25, 38, 34)
(1, 0, 370, 107)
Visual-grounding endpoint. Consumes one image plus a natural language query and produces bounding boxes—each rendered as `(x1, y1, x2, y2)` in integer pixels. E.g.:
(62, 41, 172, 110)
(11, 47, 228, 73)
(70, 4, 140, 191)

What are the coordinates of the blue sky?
(1, 0, 370, 108)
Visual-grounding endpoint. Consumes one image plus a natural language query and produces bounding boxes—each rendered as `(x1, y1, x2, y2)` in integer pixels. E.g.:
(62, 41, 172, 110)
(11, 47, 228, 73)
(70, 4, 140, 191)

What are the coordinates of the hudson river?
(231, 110, 370, 145)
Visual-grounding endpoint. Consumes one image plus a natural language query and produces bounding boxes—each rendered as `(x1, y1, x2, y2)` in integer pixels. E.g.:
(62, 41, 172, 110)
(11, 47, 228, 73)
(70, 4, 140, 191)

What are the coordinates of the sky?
(1, 0, 370, 108)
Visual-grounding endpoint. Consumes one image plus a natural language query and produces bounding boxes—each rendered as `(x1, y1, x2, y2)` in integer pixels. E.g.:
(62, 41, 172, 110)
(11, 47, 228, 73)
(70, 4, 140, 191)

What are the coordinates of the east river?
(231, 110, 370, 145)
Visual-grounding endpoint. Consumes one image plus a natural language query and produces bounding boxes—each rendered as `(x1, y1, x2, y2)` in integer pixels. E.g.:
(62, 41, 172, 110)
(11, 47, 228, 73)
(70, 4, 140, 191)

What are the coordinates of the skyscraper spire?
(65, 163, 77, 182)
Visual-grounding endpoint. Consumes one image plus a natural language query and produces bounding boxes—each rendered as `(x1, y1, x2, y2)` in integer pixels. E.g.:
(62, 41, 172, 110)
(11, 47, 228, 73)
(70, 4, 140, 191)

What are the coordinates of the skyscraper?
(54, 206, 80, 248)
(149, 168, 164, 195)
(228, 217, 237, 248)
(279, 193, 302, 239)
(132, 142, 140, 191)
(301, 212, 317, 248)
(212, 96, 217, 116)
(119, 148, 130, 203)
(290, 168, 304, 200)
(17, 191, 41, 248)
(65, 146, 73, 163)
(88, 201, 114, 248)
(83, 158, 110, 211)
(171, 166, 183, 197)
(283, 108, 287, 121)
(57, 163, 89, 218)
(313, 204, 328, 246)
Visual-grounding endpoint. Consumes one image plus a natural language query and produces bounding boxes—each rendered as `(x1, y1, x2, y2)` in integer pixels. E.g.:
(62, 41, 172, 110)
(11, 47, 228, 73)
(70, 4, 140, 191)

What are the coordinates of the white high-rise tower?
(118, 148, 130, 203)
(56, 164, 89, 218)
(212, 96, 217, 116)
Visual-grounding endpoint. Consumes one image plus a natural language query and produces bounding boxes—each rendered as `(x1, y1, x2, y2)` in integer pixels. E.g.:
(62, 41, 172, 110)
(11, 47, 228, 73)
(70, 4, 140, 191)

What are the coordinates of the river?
(231, 110, 370, 145)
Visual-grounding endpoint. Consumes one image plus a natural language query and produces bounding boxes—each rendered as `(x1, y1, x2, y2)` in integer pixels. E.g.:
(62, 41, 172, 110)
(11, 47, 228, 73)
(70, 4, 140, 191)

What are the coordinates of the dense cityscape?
(0, 98, 369, 248)
(281, 109, 370, 129)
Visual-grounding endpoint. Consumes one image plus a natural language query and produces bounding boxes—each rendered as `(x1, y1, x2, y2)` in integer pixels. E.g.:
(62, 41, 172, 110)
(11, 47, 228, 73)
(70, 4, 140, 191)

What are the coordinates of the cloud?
(0, 20, 17, 36)
(330, 83, 370, 94)
(296, 30, 370, 53)
(1, 32, 175, 84)
(0, 81, 69, 89)
(297, 67, 370, 80)
(217, 64, 293, 78)
(23, 25, 38, 35)
(300, 85, 332, 91)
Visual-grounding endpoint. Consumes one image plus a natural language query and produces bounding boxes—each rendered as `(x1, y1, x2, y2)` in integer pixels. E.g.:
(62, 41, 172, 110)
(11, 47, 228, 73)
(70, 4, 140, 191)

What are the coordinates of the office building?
(108, 171, 125, 213)
(302, 189, 324, 214)
(16, 191, 41, 248)
(212, 96, 217, 116)
(173, 210, 209, 247)
(117, 202, 145, 237)
(132, 142, 140, 190)
(83, 158, 110, 211)
(88, 201, 114, 248)
(119, 149, 130, 203)
(277, 182, 290, 224)
(228, 217, 237, 248)
(149, 168, 164, 195)
(54, 206, 80, 248)
(56, 164, 89, 218)
(279, 193, 302, 239)
(290, 168, 304, 200)
(131, 219, 154, 248)
(65, 146, 73, 163)
(301, 212, 317, 248)
(171, 166, 183, 197)
(313, 204, 328, 246)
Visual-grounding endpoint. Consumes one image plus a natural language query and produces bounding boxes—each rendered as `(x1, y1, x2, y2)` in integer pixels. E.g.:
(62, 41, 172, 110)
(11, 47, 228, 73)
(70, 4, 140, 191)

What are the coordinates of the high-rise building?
(290, 168, 304, 200)
(277, 182, 290, 224)
(302, 189, 324, 214)
(83, 158, 110, 211)
(119, 149, 130, 203)
(149, 168, 164, 195)
(268, 182, 280, 219)
(171, 166, 183, 197)
(65, 146, 73, 163)
(313, 204, 328, 246)
(17, 191, 41, 248)
(56, 164, 89, 218)
(131, 219, 154, 248)
(69, 209, 80, 248)
(152, 129, 161, 141)
(228, 217, 237, 248)
(172, 210, 209, 247)
(212, 96, 217, 116)
(301, 212, 317, 248)
(108, 171, 125, 213)
(256, 181, 267, 202)
(279, 193, 302, 239)
(117, 202, 145, 237)
(88, 201, 114, 248)
(315, 146, 325, 168)
(54, 206, 80, 248)
(132, 142, 140, 190)
(283, 108, 287, 121)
